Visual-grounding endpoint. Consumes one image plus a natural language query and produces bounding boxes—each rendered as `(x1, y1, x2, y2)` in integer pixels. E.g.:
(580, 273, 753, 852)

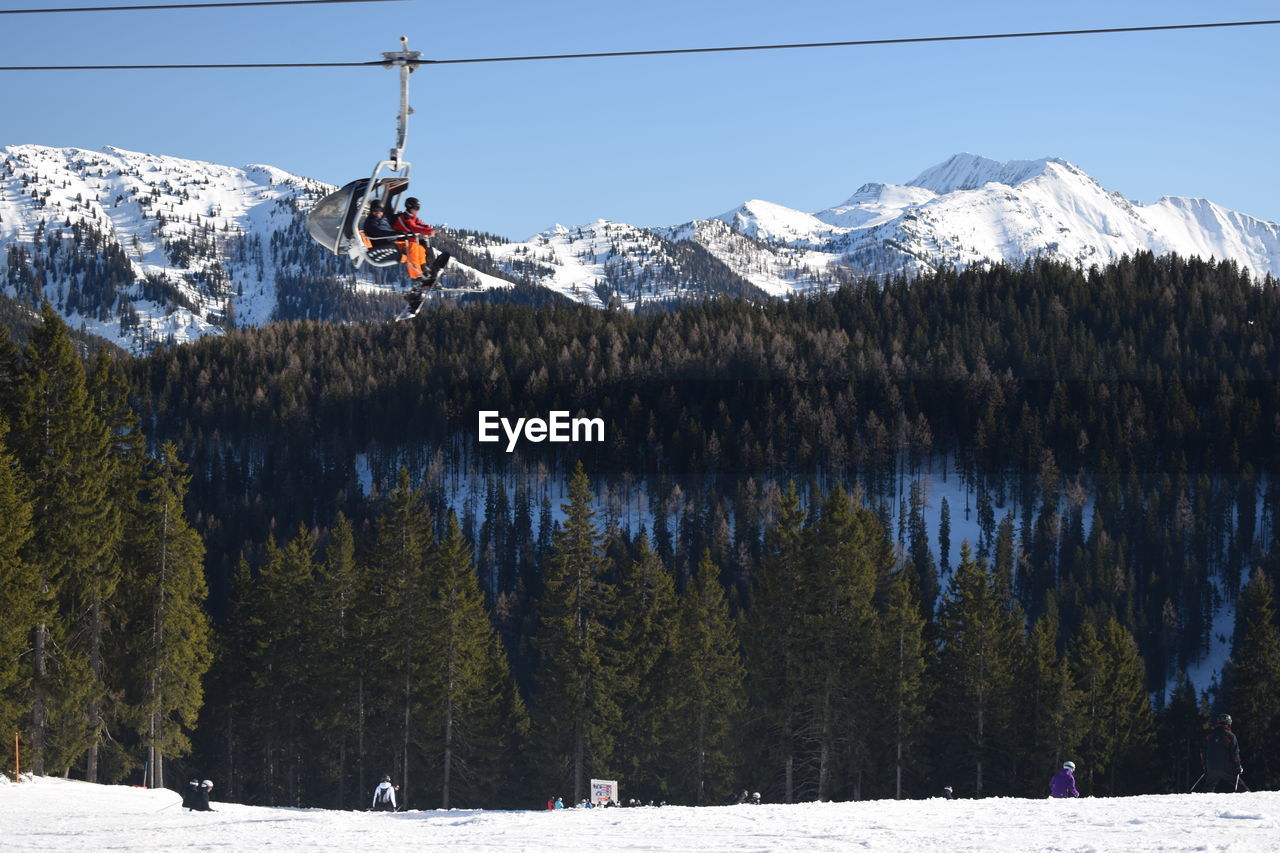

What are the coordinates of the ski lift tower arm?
(382, 36, 420, 172)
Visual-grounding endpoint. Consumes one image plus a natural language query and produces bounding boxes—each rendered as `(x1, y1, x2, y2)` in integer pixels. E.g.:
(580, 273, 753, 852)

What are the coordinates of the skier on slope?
(372, 775, 398, 811)
(1049, 761, 1080, 798)
(1199, 713, 1244, 792)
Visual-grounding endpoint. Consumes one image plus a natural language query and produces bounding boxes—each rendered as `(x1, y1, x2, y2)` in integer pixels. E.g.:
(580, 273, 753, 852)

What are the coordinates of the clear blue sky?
(2, 0, 1278, 239)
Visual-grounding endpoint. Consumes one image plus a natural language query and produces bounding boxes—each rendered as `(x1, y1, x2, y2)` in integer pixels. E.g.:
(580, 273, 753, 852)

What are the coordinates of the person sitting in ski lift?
(363, 202, 403, 255)
(363, 201, 430, 282)
(392, 196, 435, 241)
(392, 197, 450, 288)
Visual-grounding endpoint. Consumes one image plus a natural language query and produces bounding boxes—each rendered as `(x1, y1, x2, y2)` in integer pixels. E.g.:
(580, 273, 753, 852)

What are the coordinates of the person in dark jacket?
(1200, 713, 1244, 792)
(1049, 761, 1080, 798)
(184, 779, 215, 811)
(362, 202, 403, 251)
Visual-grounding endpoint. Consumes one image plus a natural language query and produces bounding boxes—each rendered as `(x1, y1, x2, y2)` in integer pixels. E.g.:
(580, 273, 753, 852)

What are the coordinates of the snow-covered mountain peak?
(5, 143, 1280, 349)
(815, 183, 938, 230)
(907, 153, 1072, 194)
(713, 199, 832, 244)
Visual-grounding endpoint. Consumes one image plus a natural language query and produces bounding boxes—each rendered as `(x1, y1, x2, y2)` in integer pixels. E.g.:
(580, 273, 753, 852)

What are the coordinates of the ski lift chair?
(307, 174, 412, 269)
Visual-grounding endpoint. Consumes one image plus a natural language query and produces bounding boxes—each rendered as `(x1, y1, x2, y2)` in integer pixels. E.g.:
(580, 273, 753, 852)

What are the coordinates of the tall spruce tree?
(309, 514, 364, 808)
(1227, 568, 1280, 788)
(118, 443, 211, 789)
(81, 350, 141, 782)
(1154, 674, 1204, 794)
(418, 512, 521, 808)
(932, 543, 1022, 797)
(797, 485, 881, 800)
(612, 532, 681, 803)
(532, 462, 618, 804)
(1071, 618, 1154, 795)
(743, 482, 807, 803)
(669, 550, 745, 804)
(364, 469, 434, 806)
(1017, 598, 1082, 792)
(0, 429, 36, 746)
(241, 528, 319, 803)
(869, 566, 928, 799)
(11, 305, 113, 774)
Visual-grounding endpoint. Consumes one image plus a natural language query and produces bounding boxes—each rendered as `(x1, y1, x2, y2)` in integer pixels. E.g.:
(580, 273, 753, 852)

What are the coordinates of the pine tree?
(11, 305, 113, 774)
(797, 485, 881, 800)
(81, 349, 141, 782)
(669, 550, 745, 804)
(612, 533, 680, 803)
(118, 443, 211, 789)
(532, 462, 618, 804)
(1154, 674, 1204, 793)
(0, 429, 36, 744)
(868, 565, 928, 799)
(1071, 617, 1155, 795)
(363, 468, 433, 807)
(1227, 568, 1280, 788)
(241, 527, 320, 804)
(1017, 598, 1081, 792)
(309, 514, 364, 808)
(905, 480, 939, 615)
(418, 512, 521, 808)
(743, 482, 807, 803)
(932, 543, 1021, 797)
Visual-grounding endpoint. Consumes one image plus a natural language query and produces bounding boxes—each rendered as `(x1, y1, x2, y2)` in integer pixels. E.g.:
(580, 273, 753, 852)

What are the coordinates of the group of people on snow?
(545, 795, 668, 809)
(180, 715, 1246, 815)
(1033, 711, 1245, 799)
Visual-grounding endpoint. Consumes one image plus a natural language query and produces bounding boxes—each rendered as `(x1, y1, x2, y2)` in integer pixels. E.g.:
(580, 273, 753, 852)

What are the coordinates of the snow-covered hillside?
(5, 145, 1279, 349)
(0, 144, 332, 350)
(2, 775, 1277, 853)
(466, 152, 1280, 305)
(0, 144, 511, 352)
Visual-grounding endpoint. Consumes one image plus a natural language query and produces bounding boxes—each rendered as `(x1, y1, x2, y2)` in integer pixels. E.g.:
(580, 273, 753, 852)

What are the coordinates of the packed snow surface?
(2, 775, 1278, 852)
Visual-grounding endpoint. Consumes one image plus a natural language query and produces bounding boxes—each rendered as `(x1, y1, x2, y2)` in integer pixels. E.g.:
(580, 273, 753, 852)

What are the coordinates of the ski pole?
(1234, 773, 1250, 792)
(1189, 773, 1204, 792)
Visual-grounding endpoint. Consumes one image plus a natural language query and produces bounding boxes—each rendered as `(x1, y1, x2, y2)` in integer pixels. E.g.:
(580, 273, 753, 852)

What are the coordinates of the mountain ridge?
(3, 145, 1278, 352)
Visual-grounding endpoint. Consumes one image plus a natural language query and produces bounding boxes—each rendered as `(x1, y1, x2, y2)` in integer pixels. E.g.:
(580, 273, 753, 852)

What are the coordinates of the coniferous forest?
(3, 252, 1280, 810)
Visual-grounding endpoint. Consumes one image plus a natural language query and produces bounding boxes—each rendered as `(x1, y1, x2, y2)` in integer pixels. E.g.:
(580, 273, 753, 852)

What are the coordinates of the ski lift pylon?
(307, 37, 422, 270)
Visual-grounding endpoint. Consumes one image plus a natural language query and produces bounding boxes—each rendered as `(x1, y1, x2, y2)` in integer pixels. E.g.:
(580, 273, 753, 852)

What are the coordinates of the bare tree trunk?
(31, 623, 47, 776)
(818, 680, 833, 801)
(357, 676, 365, 806)
(226, 705, 235, 801)
(895, 626, 906, 799)
(573, 718, 585, 804)
(402, 661, 411, 809)
(784, 750, 794, 804)
(87, 593, 104, 783)
(338, 738, 346, 810)
(695, 707, 707, 805)
(442, 696, 453, 809)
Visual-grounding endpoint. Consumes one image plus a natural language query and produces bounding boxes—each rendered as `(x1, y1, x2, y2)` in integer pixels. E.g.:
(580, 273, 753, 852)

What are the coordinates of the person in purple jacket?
(1049, 760, 1080, 798)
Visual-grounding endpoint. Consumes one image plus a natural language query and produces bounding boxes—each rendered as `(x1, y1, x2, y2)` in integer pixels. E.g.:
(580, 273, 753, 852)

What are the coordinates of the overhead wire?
(0, 17, 1277, 70)
(0, 0, 404, 13)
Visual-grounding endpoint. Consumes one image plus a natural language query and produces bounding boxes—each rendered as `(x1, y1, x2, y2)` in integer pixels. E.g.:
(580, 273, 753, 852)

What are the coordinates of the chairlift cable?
(1, 17, 1277, 70)
(1, 0, 405, 15)
(418, 18, 1280, 66)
